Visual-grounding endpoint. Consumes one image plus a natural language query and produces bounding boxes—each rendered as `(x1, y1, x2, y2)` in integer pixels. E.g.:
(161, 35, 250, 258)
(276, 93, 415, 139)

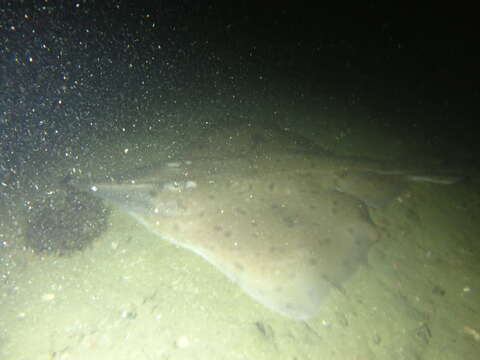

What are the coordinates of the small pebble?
(175, 335, 190, 349)
(41, 293, 55, 301)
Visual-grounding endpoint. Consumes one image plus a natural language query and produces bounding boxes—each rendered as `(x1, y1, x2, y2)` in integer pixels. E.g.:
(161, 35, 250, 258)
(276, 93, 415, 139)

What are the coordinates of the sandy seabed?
(1, 115, 479, 360)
